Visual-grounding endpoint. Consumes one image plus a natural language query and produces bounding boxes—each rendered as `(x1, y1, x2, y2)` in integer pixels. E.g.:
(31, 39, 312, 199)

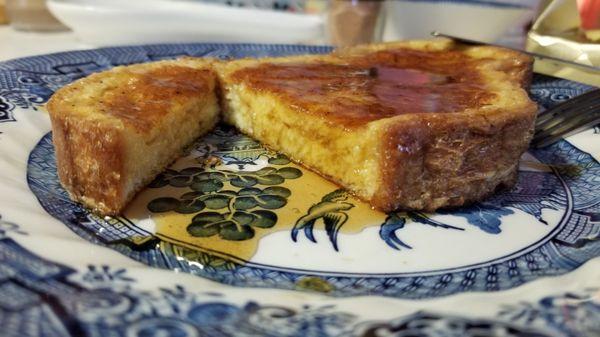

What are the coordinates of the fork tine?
(536, 88, 600, 125)
(532, 107, 600, 148)
(534, 99, 600, 133)
(532, 119, 600, 148)
(534, 104, 600, 139)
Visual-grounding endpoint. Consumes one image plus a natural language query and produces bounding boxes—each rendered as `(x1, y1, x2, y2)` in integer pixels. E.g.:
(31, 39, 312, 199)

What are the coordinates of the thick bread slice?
(216, 40, 537, 212)
(47, 58, 220, 215)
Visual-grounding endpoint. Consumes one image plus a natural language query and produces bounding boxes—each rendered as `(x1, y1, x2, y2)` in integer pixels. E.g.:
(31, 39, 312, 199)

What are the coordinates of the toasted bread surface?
(47, 59, 220, 214)
(48, 39, 537, 214)
(217, 39, 537, 211)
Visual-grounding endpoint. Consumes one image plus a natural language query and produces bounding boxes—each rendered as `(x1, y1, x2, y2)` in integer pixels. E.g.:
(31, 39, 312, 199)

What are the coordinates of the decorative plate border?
(4, 43, 595, 299)
(0, 214, 598, 337)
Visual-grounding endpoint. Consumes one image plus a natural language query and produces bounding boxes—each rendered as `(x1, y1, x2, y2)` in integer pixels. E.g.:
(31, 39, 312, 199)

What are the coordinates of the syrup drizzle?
(232, 49, 494, 127)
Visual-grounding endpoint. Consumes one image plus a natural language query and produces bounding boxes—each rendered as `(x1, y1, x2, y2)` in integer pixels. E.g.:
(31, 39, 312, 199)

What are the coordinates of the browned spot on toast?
(100, 66, 213, 133)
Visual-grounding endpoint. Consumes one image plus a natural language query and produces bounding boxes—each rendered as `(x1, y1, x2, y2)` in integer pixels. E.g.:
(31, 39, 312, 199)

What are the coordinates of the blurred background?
(0, 0, 543, 47)
(0, 0, 598, 84)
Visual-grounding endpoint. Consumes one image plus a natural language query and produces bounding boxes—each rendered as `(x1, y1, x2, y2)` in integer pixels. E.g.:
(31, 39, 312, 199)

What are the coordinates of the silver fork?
(531, 88, 600, 148)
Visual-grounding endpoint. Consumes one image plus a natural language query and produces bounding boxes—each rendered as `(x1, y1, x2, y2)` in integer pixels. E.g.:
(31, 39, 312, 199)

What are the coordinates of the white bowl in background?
(383, 0, 536, 43)
(47, 0, 325, 46)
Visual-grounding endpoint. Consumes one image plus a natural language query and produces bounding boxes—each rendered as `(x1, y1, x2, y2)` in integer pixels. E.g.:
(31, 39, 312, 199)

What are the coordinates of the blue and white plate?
(0, 43, 599, 337)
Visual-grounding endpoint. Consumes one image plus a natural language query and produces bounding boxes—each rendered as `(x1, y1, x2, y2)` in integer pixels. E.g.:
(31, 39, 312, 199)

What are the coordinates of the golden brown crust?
(374, 104, 536, 211)
(47, 59, 220, 215)
(102, 67, 213, 133)
(362, 43, 537, 211)
(49, 113, 125, 214)
(49, 64, 215, 134)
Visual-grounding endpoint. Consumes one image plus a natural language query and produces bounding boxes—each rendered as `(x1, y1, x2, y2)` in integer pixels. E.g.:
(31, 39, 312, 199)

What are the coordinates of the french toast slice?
(216, 40, 537, 212)
(47, 58, 220, 215)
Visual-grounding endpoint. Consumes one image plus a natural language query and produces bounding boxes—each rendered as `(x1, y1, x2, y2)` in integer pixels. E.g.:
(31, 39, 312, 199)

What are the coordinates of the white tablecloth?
(0, 26, 85, 62)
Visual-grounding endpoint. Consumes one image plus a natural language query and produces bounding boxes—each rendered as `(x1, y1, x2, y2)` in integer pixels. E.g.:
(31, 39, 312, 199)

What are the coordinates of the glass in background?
(176, 0, 353, 45)
(6, 0, 66, 31)
(327, 0, 384, 47)
(0, 0, 8, 24)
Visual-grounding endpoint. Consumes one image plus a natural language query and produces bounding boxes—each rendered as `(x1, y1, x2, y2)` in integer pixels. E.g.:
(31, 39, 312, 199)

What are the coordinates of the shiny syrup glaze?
(231, 49, 495, 128)
(100, 66, 213, 132)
